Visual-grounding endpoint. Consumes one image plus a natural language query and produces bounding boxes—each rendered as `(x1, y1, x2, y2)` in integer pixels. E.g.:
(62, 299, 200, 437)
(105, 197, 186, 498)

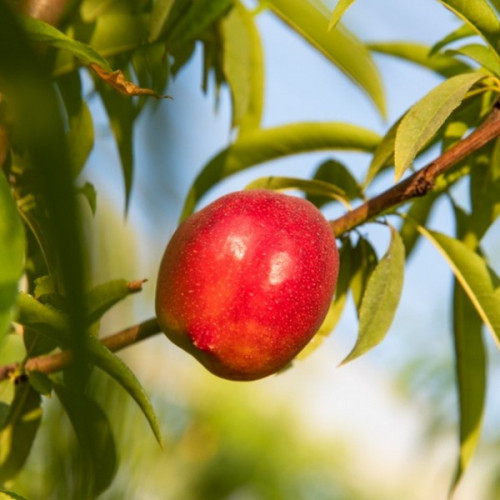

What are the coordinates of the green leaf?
(308, 158, 363, 208)
(149, 0, 176, 42)
(298, 236, 353, 358)
(415, 227, 500, 348)
(349, 237, 378, 314)
(469, 139, 500, 242)
(245, 176, 348, 205)
(368, 42, 472, 78)
(437, 1, 500, 60)
(53, 382, 118, 497)
(15, 293, 70, 347)
(430, 23, 476, 56)
(19, 16, 111, 70)
(167, 0, 233, 48)
(85, 279, 145, 326)
(447, 43, 500, 77)
(394, 71, 485, 180)
(221, 1, 264, 134)
(328, 0, 356, 30)
(0, 174, 25, 344)
(364, 117, 400, 188)
(399, 194, 437, 259)
(450, 281, 486, 493)
(181, 122, 380, 220)
(57, 72, 95, 177)
(77, 182, 97, 215)
(267, 0, 386, 117)
(341, 226, 405, 364)
(83, 337, 163, 446)
(0, 381, 42, 484)
(0, 490, 29, 500)
(97, 82, 136, 212)
(0, 489, 29, 500)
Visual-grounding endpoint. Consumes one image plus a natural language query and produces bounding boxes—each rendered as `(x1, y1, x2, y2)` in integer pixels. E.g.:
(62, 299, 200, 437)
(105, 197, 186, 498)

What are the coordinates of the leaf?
(328, 0, 356, 30)
(0, 381, 42, 484)
(0, 174, 25, 344)
(57, 71, 95, 177)
(415, 227, 500, 348)
(399, 193, 437, 259)
(437, 1, 500, 61)
(181, 122, 380, 220)
(149, 0, 176, 42)
(221, 1, 264, 134)
(19, 16, 111, 69)
(89, 64, 172, 99)
(77, 182, 97, 215)
(349, 237, 378, 314)
(394, 71, 485, 180)
(53, 382, 117, 497)
(83, 337, 163, 446)
(368, 42, 472, 78)
(97, 81, 136, 212)
(267, 0, 386, 117)
(0, 489, 29, 500)
(450, 281, 486, 492)
(307, 158, 363, 208)
(85, 279, 146, 326)
(166, 0, 233, 48)
(450, 43, 500, 78)
(469, 139, 500, 241)
(298, 237, 353, 358)
(364, 117, 401, 187)
(341, 226, 405, 364)
(430, 23, 476, 56)
(245, 176, 349, 206)
(15, 293, 70, 347)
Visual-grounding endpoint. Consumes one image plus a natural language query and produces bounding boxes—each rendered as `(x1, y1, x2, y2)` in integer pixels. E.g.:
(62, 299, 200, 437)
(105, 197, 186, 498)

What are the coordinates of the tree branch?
(330, 99, 500, 235)
(1, 101, 500, 383)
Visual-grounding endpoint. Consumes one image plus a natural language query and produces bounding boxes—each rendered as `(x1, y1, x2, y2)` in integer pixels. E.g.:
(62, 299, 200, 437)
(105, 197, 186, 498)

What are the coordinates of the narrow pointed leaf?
(0, 490, 29, 500)
(0, 174, 25, 344)
(394, 72, 484, 180)
(54, 382, 118, 496)
(369, 42, 472, 78)
(19, 16, 111, 69)
(308, 158, 363, 208)
(341, 226, 405, 364)
(430, 24, 475, 55)
(0, 382, 42, 484)
(349, 237, 378, 314)
(438, 1, 500, 60)
(450, 282, 486, 492)
(447, 44, 500, 77)
(181, 122, 380, 220)
(329, 0, 356, 30)
(267, 0, 385, 116)
(416, 226, 500, 348)
(84, 337, 163, 446)
(221, 1, 264, 134)
(245, 176, 348, 205)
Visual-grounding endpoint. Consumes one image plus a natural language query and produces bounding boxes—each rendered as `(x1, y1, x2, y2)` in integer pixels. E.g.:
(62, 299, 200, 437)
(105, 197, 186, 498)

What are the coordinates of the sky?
(81, 1, 500, 498)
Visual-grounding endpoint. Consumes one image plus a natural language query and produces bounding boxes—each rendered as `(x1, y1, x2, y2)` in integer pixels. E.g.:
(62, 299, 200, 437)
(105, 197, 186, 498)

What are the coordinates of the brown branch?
(2, 101, 500, 383)
(330, 100, 500, 235)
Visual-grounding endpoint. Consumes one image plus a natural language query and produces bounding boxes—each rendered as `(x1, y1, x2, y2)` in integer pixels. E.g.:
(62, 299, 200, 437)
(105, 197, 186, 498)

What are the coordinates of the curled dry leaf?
(89, 63, 172, 99)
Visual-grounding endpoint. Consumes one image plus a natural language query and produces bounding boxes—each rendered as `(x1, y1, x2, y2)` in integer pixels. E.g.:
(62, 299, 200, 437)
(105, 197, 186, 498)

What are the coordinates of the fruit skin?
(155, 189, 339, 381)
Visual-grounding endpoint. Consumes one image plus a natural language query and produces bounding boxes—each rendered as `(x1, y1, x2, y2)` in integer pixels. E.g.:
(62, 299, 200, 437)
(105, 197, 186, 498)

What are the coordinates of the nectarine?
(155, 190, 339, 380)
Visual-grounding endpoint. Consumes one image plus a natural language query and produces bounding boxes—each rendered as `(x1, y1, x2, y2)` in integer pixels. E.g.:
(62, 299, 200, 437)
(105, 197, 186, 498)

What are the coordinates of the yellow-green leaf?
(328, 0, 356, 30)
(394, 72, 484, 180)
(341, 226, 405, 364)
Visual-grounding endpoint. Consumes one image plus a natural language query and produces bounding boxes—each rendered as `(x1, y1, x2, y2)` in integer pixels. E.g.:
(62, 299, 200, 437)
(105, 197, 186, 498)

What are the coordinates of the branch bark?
(1, 100, 500, 383)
